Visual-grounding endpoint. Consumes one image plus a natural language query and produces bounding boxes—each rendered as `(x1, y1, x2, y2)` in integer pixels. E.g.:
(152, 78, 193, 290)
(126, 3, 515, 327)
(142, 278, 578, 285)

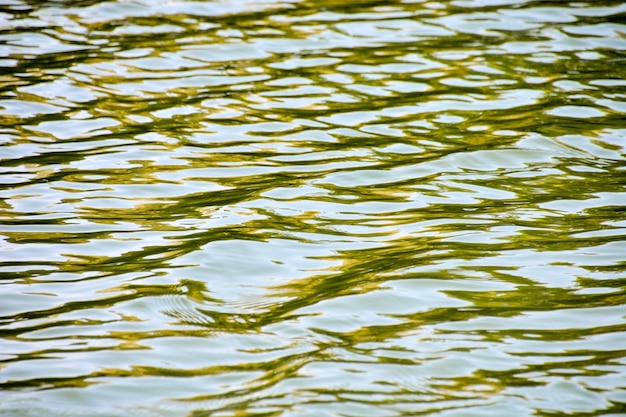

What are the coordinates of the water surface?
(1, 0, 626, 416)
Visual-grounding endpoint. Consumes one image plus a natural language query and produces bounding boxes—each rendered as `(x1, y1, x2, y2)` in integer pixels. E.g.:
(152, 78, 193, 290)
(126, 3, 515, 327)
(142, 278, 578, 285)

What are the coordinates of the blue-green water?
(1, 1, 626, 416)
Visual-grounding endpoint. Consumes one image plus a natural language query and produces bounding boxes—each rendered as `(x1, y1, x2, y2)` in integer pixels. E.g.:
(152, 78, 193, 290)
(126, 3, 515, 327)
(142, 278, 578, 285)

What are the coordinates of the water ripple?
(1, 0, 625, 416)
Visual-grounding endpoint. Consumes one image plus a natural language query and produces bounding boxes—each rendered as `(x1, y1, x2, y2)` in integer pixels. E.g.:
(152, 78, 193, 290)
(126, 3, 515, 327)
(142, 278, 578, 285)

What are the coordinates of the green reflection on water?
(1, 0, 626, 416)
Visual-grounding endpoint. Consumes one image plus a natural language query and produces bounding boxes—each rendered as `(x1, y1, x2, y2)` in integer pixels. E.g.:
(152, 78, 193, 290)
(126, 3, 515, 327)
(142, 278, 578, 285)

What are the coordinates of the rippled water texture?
(1, 0, 626, 415)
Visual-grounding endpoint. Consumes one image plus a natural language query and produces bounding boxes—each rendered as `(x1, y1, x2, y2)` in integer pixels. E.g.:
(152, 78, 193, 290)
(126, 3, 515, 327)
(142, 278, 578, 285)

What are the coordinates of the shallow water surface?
(1, 0, 626, 416)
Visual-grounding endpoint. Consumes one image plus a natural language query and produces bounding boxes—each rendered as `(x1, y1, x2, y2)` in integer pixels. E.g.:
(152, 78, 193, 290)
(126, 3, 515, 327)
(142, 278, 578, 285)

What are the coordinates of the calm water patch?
(1, 0, 626, 416)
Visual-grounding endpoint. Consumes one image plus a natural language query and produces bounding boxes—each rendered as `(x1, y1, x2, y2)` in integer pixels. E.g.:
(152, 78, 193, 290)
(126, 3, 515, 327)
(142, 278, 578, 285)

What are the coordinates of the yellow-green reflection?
(1, 0, 625, 416)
